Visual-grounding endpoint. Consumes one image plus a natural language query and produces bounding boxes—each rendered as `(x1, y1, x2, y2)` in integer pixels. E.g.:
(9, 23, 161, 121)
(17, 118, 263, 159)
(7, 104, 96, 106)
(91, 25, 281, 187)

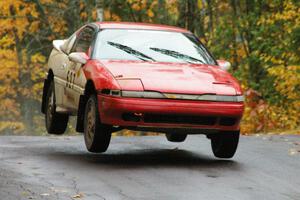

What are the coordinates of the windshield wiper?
(150, 47, 204, 64)
(107, 41, 155, 62)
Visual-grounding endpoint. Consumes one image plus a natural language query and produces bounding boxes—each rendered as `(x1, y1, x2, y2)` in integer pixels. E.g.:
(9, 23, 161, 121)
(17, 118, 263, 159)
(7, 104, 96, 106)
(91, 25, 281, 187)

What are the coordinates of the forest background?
(0, 0, 299, 135)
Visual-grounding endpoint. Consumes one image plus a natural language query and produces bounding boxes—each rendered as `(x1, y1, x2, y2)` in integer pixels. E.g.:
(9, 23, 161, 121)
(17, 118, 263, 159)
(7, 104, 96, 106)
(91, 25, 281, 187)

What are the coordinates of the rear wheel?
(45, 81, 69, 134)
(210, 131, 240, 158)
(166, 133, 187, 142)
(84, 95, 111, 153)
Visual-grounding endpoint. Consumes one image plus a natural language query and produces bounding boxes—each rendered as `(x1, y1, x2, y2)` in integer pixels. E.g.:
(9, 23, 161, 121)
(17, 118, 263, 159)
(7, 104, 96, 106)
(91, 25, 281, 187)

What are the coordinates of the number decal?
(66, 70, 76, 89)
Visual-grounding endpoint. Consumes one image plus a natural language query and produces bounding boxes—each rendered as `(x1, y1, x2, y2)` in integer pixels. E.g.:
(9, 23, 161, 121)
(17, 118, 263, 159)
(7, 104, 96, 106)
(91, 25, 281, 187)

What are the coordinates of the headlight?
(236, 95, 244, 102)
(165, 93, 217, 101)
(100, 89, 165, 98)
(164, 93, 244, 102)
(100, 89, 244, 102)
(100, 89, 121, 96)
(122, 91, 165, 98)
(216, 95, 244, 102)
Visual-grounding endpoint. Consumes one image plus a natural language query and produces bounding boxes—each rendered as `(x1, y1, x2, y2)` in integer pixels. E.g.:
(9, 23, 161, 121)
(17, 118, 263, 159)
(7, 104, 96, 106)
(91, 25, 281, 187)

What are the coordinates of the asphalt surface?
(0, 134, 300, 200)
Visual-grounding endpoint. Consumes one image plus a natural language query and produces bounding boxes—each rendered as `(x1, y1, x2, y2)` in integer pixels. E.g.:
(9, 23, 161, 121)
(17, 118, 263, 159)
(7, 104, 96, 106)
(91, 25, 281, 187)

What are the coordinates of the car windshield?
(93, 29, 216, 65)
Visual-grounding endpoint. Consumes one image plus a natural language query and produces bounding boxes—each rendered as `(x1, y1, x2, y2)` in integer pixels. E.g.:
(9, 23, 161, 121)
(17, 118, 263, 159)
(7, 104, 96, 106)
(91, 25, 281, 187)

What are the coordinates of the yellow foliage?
(80, 12, 88, 20)
(240, 0, 300, 134)
(0, 1, 38, 39)
(92, 9, 97, 21)
(165, 0, 178, 16)
(104, 10, 121, 21)
(0, 0, 299, 135)
(29, 21, 40, 33)
(241, 66, 300, 134)
(241, 99, 299, 134)
(48, 15, 68, 34)
(0, 0, 46, 134)
(127, 0, 147, 11)
(31, 53, 46, 64)
(0, 121, 25, 134)
(268, 66, 300, 100)
(147, 9, 154, 18)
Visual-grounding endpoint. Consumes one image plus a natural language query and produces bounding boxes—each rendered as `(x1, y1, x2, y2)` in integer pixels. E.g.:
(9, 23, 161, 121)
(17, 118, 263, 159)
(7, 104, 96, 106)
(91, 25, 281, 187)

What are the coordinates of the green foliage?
(0, 0, 299, 134)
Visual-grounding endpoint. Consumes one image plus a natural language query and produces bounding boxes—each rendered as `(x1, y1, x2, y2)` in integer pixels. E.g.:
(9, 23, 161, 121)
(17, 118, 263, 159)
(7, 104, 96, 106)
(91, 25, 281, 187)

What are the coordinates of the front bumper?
(97, 94, 244, 132)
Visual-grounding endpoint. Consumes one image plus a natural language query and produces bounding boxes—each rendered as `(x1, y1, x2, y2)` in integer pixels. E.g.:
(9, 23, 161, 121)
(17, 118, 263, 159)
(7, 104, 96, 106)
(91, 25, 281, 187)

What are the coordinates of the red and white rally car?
(41, 22, 244, 158)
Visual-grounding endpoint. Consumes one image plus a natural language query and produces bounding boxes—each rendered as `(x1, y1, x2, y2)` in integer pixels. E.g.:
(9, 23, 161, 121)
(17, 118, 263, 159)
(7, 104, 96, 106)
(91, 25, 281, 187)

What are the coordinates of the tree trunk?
(207, 0, 214, 39)
(10, 5, 35, 134)
(230, 0, 238, 70)
(177, 0, 197, 33)
(96, 0, 104, 21)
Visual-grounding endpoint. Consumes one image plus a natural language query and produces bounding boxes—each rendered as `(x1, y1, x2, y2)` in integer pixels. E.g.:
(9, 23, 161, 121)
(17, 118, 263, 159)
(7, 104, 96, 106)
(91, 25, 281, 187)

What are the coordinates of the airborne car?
(41, 22, 244, 158)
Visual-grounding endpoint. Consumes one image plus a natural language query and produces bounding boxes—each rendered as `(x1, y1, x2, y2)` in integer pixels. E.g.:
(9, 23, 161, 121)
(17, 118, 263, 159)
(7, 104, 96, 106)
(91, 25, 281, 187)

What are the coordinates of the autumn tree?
(0, 0, 76, 134)
(0, 0, 299, 134)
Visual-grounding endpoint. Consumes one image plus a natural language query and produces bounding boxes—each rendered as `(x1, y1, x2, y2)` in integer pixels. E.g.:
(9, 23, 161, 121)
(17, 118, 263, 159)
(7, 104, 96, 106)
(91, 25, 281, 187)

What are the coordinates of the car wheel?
(166, 133, 187, 142)
(84, 95, 111, 153)
(45, 81, 69, 134)
(210, 130, 240, 158)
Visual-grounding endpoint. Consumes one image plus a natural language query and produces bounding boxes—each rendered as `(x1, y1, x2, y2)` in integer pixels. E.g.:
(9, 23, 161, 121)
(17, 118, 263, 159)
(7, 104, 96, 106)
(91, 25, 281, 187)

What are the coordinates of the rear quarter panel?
(47, 48, 69, 107)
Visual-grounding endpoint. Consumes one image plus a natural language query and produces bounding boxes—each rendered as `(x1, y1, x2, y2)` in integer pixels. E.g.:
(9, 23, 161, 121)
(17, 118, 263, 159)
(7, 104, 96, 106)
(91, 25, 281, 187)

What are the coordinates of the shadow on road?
(48, 148, 241, 170)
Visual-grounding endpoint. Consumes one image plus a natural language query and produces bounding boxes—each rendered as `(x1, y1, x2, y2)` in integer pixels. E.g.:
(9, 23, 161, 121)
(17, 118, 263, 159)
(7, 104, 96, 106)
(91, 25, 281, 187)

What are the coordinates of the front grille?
(219, 117, 237, 126)
(122, 113, 141, 122)
(144, 114, 217, 125)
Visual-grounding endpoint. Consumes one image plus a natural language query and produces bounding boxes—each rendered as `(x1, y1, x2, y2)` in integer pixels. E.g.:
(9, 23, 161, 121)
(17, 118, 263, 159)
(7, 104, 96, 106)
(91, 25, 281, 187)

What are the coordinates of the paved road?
(0, 135, 299, 200)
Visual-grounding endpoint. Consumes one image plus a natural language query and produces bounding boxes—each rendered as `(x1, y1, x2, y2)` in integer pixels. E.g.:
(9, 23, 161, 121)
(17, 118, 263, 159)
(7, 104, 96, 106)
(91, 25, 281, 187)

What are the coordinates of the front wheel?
(84, 95, 111, 153)
(210, 131, 240, 158)
(45, 81, 69, 134)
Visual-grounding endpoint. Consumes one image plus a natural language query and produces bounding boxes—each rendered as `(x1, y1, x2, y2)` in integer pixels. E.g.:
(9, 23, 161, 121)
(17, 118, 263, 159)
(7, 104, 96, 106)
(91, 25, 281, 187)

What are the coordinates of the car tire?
(166, 133, 187, 142)
(210, 130, 240, 158)
(84, 95, 111, 153)
(45, 81, 69, 134)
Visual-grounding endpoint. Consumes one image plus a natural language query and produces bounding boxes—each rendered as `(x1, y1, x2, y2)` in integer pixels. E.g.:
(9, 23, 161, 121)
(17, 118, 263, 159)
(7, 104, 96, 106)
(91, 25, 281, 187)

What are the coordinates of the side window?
(71, 27, 95, 55)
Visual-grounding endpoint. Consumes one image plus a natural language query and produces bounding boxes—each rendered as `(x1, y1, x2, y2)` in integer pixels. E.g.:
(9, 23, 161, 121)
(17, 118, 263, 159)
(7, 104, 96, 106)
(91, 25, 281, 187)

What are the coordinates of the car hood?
(100, 60, 239, 95)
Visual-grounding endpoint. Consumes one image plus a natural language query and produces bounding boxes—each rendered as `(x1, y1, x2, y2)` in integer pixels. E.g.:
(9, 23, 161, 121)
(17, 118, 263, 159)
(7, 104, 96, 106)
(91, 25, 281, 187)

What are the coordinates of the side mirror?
(217, 60, 231, 71)
(52, 40, 65, 52)
(68, 52, 89, 64)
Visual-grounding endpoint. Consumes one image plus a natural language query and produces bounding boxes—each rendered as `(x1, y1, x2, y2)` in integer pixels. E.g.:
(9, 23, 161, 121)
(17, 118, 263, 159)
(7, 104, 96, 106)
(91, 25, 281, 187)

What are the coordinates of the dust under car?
(41, 22, 244, 158)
